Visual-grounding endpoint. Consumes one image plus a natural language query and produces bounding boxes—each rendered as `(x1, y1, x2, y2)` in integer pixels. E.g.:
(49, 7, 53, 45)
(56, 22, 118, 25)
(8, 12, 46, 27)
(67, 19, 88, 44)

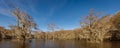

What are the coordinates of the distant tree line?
(33, 10, 120, 43)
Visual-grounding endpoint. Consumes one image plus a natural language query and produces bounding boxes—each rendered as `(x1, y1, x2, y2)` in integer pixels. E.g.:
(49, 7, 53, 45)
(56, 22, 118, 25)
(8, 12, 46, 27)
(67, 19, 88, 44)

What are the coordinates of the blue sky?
(0, 0, 120, 31)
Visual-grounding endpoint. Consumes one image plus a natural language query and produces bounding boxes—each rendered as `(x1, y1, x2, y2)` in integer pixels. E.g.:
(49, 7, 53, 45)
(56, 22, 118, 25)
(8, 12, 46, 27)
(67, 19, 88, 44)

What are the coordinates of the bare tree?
(47, 23, 57, 32)
(10, 8, 37, 40)
(47, 23, 59, 40)
(1, 0, 37, 40)
(80, 9, 112, 43)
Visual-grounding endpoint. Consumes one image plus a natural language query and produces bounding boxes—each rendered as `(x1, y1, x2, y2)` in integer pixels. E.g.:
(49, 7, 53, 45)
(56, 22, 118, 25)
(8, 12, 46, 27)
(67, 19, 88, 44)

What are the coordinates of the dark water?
(0, 39, 120, 48)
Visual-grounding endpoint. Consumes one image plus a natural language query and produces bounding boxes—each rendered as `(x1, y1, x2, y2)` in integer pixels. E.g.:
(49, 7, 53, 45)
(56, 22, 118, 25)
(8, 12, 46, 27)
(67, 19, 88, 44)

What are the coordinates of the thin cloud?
(0, 8, 12, 17)
(0, 0, 36, 17)
(44, 0, 68, 22)
(0, 0, 15, 17)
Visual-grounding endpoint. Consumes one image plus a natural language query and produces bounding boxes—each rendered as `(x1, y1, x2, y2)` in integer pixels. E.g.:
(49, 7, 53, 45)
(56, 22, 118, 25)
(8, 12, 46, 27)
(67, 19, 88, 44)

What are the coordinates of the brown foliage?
(80, 10, 112, 43)
(110, 12, 120, 40)
(10, 8, 37, 40)
(0, 26, 13, 39)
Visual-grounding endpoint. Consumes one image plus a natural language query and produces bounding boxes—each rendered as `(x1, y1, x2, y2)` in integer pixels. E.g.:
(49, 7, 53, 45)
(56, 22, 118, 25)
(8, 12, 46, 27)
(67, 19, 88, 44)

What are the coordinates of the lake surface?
(0, 39, 120, 48)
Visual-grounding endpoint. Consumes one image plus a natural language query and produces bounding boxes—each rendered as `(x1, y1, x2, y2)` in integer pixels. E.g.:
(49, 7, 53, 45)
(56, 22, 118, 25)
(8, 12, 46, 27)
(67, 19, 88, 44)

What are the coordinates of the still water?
(0, 39, 120, 48)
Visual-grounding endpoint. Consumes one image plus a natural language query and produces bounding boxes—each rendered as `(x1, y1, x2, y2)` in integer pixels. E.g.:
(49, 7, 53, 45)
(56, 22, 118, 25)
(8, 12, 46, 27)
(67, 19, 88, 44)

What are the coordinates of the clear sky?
(0, 0, 120, 31)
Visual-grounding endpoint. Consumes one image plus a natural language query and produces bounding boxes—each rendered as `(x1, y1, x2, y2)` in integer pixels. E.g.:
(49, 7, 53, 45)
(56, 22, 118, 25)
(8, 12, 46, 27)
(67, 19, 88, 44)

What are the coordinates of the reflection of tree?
(15, 41, 30, 48)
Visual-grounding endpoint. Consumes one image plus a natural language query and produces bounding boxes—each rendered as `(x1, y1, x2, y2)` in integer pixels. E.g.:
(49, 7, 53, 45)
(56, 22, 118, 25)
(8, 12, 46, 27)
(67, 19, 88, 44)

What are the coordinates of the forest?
(0, 8, 120, 43)
(0, 0, 120, 44)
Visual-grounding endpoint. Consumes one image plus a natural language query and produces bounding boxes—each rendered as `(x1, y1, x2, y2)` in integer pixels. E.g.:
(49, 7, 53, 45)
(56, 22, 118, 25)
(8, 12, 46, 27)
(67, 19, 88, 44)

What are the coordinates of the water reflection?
(15, 41, 30, 48)
(0, 39, 30, 48)
(0, 39, 120, 48)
